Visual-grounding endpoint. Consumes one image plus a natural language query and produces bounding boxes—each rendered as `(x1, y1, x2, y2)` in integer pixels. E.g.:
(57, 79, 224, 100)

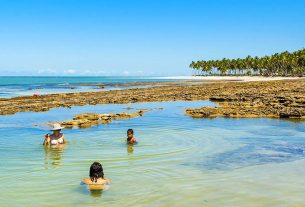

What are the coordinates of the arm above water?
(82, 177, 91, 184)
(127, 137, 137, 144)
(61, 134, 67, 144)
(130, 137, 137, 144)
(43, 134, 51, 145)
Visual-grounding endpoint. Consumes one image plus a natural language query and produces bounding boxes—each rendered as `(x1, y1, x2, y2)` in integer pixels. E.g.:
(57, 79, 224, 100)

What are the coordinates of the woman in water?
(83, 162, 110, 190)
(126, 128, 137, 144)
(43, 123, 66, 145)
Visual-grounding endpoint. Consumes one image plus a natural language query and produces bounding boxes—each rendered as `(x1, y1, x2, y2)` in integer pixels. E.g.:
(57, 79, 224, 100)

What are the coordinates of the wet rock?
(0, 79, 304, 120)
(75, 113, 99, 121)
(58, 110, 153, 129)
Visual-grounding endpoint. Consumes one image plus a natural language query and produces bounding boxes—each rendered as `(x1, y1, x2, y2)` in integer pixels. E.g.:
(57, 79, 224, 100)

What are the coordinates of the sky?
(0, 0, 304, 76)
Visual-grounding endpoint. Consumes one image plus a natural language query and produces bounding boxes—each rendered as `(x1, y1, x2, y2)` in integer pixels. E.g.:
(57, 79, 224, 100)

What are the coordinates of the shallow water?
(0, 100, 305, 206)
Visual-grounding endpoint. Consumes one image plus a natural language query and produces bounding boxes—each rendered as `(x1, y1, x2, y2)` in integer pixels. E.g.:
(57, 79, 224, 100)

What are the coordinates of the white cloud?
(96, 70, 106, 74)
(81, 70, 107, 75)
(37, 68, 57, 74)
(35, 68, 111, 76)
(64, 69, 77, 74)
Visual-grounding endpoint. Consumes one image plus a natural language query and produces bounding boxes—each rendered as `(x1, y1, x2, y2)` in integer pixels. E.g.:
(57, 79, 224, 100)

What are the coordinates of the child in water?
(83, 162, 110, 190)
(127, 129, 137, 144)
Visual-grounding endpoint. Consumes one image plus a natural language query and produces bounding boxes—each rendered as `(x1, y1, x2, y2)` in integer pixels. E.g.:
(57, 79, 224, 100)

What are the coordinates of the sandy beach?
(159, 75, 304, 82)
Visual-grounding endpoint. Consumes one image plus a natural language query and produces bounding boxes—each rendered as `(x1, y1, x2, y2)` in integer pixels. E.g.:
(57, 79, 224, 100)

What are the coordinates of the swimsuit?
(50, 135, 64, 145)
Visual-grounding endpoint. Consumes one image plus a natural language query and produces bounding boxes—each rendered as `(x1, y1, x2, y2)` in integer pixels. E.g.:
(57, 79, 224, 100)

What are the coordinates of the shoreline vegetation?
(190, 48, 305, 77)
(0, 78, 305, 120)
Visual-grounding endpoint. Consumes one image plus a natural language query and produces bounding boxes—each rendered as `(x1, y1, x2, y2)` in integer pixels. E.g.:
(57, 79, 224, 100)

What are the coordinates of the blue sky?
(0, 0, 304, 76)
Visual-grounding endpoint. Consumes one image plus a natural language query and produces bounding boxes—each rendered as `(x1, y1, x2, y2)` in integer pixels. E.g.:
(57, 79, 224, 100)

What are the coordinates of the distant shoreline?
(0, 75, 303, 82)
(158, 76, 305, 82)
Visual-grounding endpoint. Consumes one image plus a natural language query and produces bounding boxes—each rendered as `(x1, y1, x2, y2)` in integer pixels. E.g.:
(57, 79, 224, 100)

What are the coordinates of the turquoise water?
(0, 76, 184, 98)
(0, 100, 305, 206)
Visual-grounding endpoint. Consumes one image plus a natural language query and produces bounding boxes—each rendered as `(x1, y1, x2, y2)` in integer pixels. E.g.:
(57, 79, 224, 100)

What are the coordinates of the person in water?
(83, 162, 110, 190)
(127, 128, 137, 144)
(43, 123, 66, 145)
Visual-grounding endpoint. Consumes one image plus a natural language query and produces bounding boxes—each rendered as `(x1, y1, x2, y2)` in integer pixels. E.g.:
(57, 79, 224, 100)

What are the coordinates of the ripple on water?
(1, 100, 305, 206)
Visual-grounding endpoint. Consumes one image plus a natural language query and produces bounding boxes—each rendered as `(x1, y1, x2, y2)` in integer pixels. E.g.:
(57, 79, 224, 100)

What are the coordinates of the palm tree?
(190, 48, 305, 77)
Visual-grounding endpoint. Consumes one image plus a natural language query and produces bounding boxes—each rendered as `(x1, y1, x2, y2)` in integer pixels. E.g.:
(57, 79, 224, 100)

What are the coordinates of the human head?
(90, 162, 104, 182)
(127, 129, 134, 138)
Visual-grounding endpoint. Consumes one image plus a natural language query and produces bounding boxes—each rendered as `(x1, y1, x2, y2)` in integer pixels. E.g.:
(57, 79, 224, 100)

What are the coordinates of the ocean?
(0, 77, 305, 206)
(0, 76, 184, 98)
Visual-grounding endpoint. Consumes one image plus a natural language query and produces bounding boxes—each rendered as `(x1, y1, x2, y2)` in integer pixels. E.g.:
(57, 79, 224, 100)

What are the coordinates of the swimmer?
(126, 129, 137, 144)
(43, 123, 66, 145)
(83, 162, 110, 190)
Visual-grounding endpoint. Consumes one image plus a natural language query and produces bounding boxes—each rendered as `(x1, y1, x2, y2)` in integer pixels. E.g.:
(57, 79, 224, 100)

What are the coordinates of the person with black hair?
(127, 128, 137, 144)
(83, 162, 110, 190)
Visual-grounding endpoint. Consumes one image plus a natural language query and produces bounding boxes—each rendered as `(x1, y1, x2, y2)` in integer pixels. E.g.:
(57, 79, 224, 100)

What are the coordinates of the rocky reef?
(1, 79, 305, 120)
(56, 109, 159, 128)
(185, 80, 305, 120)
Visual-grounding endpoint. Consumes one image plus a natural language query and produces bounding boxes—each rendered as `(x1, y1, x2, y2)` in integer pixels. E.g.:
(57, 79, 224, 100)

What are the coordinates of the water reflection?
(127, 144, 134, 155)
(77, 184, 104, 198)
(44, 145, 65, 168)
(90, 190, 103, 198)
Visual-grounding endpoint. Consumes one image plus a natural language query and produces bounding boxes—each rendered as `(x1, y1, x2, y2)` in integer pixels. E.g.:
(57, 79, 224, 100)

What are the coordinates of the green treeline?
(190, 48, 305, 76)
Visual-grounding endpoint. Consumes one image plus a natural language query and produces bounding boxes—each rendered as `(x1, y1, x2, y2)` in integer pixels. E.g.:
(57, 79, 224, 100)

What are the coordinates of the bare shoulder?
(83, 178, 108, 185)
(131, 138, 137, 144)
(83, 177, 91, 184)
(61, 134, 67, 143)
(96, 178, 109, 185)
(104, 177, 111, 184)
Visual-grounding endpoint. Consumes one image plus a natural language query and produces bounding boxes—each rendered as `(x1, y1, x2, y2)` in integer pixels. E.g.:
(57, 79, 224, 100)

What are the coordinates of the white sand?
(158, 76, 304, 82)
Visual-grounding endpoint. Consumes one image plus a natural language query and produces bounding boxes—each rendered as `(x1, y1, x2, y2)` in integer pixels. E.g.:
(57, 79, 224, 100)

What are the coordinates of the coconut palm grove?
(190, 48, 305, 76)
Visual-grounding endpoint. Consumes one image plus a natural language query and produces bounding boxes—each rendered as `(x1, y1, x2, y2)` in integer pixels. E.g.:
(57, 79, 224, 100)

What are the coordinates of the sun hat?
(51, 123, 65, 131)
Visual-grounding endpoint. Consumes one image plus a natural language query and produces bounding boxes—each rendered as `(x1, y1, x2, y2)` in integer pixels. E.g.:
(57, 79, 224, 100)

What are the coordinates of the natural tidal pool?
(0, 100, 305, 207)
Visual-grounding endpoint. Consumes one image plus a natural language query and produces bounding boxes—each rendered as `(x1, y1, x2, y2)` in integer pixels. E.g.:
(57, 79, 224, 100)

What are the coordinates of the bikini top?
(50, 134, 64, 145)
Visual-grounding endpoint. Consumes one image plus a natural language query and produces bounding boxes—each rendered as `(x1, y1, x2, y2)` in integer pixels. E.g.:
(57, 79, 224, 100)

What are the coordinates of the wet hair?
(89, 162, 104, 182)
(127, 129, 134, 134)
